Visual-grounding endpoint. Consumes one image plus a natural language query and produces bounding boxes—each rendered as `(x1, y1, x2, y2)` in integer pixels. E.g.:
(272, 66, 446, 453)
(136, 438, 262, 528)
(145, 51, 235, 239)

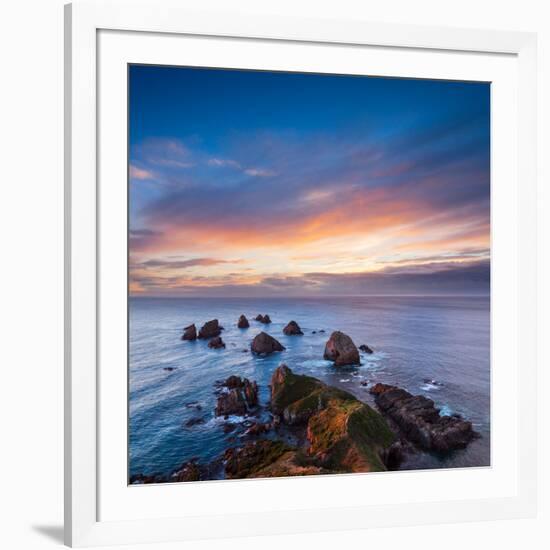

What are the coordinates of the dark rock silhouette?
(181, 324, 197, 341)
(237, 314, 249, 328)
(323, 331, 360, 366)
(208, 336, 226, 349)
(255, 314, 272, 324)
(215, 389, 247, 417)
(198, 319, 221, 339)
(185, 416, 206, 427)
(251, 332, 285, 355)
(214, 376, 259, 416)
(359, 344, 374, 354)
(369, 383, 476, 452)
(283, 320, 303, 335)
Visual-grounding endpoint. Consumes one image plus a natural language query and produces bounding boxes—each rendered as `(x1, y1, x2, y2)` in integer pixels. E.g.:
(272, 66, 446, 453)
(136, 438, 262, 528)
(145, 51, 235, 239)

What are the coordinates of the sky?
(128, 65, 490, 297)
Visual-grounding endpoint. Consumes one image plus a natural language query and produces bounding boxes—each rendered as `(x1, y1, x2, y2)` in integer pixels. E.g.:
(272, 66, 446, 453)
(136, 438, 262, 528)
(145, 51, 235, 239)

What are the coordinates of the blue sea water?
(129, 296, 490, 478)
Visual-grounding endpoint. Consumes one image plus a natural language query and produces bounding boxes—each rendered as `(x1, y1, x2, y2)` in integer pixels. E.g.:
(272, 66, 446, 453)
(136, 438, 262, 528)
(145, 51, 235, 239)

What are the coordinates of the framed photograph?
(65, 1, 538, 547)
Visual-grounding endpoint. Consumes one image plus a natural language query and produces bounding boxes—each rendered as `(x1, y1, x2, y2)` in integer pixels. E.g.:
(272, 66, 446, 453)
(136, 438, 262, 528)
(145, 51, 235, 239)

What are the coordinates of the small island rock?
(251, 331, 285, 355)
(198, 319, 221, 339)
(323, 331, 360, 366)
(208, 336, 226, 349)
(181, 324, 197, 341)
(359, 344, 374, 354)
(237, 314, 249, 328)
(283, 320, 303, 336)
(255, 314, 271, 324)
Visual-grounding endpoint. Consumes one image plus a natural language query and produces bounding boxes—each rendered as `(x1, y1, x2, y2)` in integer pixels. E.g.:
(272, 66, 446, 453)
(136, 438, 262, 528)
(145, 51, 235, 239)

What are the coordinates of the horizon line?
(129, 293, 491, 299)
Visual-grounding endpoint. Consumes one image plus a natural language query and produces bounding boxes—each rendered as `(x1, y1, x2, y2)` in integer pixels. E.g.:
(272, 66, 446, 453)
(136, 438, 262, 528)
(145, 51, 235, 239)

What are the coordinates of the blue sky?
(129, 65, 490, 296)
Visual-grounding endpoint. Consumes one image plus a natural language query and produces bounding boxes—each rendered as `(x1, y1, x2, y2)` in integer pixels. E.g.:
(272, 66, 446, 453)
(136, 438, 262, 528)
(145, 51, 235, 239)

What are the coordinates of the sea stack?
(255, 314, 271, 324)
(251, 332, 285, 355)
(359, 344, 374, 354)
(198, 319, 221, 339)
(323, 331, 360, 366)
(208, 336, 226, 349)
(181, 324, 197, 341)
(283, 320, 303, 335)
(237, 314, 249, 328)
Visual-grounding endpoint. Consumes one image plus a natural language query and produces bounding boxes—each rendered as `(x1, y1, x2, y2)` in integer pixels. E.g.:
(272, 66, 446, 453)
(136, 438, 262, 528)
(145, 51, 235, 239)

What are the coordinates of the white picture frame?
(65, 1, 538, 547)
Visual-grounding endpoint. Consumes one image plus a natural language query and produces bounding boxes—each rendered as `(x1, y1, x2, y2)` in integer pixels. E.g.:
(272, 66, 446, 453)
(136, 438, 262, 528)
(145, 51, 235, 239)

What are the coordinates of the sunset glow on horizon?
(129, 66, 490, 297)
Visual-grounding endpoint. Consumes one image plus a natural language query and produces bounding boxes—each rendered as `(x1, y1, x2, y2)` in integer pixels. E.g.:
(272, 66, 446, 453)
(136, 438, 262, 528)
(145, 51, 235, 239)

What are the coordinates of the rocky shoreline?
(130, 313, 479, 484)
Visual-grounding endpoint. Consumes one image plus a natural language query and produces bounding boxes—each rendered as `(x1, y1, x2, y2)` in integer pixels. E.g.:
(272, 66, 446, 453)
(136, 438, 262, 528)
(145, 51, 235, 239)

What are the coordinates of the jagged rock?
(181, 324, 197, 341)
(208, 336, 226, 349)
(255, 314, 271, 324)
(369, 383, 476, 452)
(243, 379, 259, 407)
(359, 344, 374, 354)
(171, 460, 201, 482)
(198, 319, 221, 339)
(223, 375, 243, 389)
(283, 320, 303, 335)
(214, 376, 259, 416)
(237, 314, 249, 328)
(323, 331, 360, 366)
(215, 389, 247, 417)
(251, 332, 285, 355)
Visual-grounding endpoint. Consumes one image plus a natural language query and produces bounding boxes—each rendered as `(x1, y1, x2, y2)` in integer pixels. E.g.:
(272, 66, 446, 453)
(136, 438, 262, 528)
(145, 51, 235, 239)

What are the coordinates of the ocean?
(129, 295, 490, 478)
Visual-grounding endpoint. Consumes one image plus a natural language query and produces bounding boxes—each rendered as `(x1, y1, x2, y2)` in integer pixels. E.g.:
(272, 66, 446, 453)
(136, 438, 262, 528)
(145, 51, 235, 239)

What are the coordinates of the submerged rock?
(251, 332, 285, 355)
(369, 383, 476, 452)
(323, 331, 360, 366)
(359, 344, 374, 354)
(198, 319, 221, 339)
(283, 320, 303, 335)
(208, 336, 226, 349)
(237, 314, 249, 328)
(185, 416, 206, 427)
(181, 324, 197, 341)
(163, 367, 175, 372)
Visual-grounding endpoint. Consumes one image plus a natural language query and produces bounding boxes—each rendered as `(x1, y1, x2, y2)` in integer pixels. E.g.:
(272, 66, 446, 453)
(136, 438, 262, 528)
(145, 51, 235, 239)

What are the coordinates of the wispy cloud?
(129, 164, 154, 180)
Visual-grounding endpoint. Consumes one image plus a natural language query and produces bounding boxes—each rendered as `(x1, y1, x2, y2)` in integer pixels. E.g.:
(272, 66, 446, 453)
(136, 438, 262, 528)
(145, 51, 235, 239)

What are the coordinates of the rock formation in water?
(251, 331, 285, 355)
(270, 364, 396, 472)
(237, 314, 250, 328)
(359, 344, 373, 354)
(369, 383, 476, 452)
(255, 314, 271, 324)
(198, 319, 222, 339)
(283, 320, 303, 335)
(181, 324, 197, 341)
(323, 331, 360, 366)
(214, 376, 259, 417)
(208, 336, 226, 349)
